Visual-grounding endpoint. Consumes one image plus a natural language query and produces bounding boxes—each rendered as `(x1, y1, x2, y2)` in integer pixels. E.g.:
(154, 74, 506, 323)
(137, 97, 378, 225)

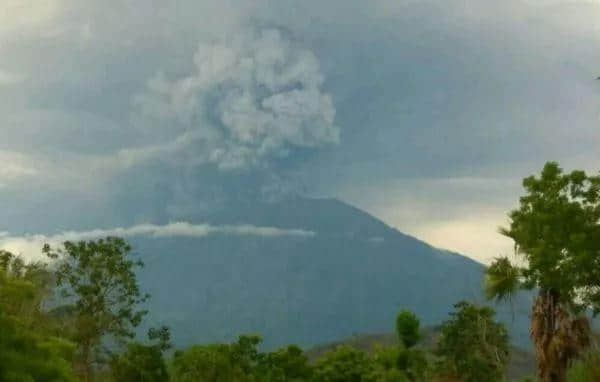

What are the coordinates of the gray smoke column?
(133, 28, 339, 170)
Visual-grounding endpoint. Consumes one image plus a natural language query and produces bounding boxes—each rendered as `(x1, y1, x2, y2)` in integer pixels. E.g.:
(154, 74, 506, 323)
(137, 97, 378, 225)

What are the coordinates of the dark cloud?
(2, 0, 600, 260)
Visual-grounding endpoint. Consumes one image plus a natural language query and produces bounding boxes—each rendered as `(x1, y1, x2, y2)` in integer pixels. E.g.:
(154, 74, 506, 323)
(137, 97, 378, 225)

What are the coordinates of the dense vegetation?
(0, 237, 516, 381)
(485, 162, 600, 382)
(0, 162, 599, 381)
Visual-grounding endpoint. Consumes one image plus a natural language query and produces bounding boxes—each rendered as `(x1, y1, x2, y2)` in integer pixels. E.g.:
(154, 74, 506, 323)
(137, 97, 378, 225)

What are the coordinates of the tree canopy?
(435, 301, 509, 382)
(44, 237, 149, 380)
(485, 161, 600, 381)
(395, 310, 420, 349)
(0, 251, 76, 381)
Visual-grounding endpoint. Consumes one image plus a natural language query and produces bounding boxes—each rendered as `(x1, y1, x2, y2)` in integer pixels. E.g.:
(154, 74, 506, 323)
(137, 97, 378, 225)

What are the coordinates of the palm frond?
(484, 257, 523, 302)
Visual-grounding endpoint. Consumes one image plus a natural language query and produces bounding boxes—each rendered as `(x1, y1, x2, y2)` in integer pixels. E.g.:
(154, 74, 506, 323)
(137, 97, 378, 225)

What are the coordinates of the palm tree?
(484, 162, 600, 382)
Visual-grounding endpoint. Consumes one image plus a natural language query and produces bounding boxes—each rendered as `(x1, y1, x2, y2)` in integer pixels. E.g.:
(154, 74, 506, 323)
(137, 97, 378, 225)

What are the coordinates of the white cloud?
(134, 28, 339, 170)
(0, 222, 315, 262)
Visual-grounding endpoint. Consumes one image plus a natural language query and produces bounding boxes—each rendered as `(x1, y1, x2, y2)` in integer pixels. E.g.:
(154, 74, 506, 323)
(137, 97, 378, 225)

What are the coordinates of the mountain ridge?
(130, 196, 531, 349)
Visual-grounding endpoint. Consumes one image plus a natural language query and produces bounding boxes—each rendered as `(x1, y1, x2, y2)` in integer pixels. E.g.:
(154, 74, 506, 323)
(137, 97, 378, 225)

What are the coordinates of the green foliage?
(487, 162, 600, 312)
(312, 345, 376, 382)
(257, 345, 313, 381)
(391, 310, 428, 381)
(484, 256, 523, 302)
(44, 237, 150, 378)
(485, 162, 600, 381)
(374, 370, 409, 382)
(170, 334, 312, 382)
(148, 325, 172, 352)
(396, 348, 427, 381)
(0, 251, 76, 382)
(0, 314, 76, 382)
(0, 228, 538, 382)
(566, 351, 600, 382)
(109, 327, 171, 382)
(396, 311, 421, 349)
(109, 342, 168, 382)
(371, 345, 401, 372)
(311, 310, 429, 382)
(370, 345, 409, 382)
(436, 301, 509, 382)
(170, 343, 254, 382)
(0, 251, 55, 322)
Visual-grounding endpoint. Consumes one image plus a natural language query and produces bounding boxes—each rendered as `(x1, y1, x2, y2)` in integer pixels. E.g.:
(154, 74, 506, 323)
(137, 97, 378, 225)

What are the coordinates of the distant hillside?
(130, 197, 532, 349)
(306, 329, 536, 381)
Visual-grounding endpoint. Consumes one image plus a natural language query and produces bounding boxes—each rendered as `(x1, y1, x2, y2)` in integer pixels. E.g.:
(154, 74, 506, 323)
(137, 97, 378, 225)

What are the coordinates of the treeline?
(0, 241, 511, 381)
(2, 161, 600, 382)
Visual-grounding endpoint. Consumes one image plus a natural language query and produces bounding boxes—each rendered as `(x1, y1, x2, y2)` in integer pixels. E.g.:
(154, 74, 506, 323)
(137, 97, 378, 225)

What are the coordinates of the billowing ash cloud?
(0, 222, 315, 262)
(133, 28, 339, 170)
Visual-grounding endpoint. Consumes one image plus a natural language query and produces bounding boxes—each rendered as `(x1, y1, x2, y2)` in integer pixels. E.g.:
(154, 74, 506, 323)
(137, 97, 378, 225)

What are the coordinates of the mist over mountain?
(131, 196, 531, 350)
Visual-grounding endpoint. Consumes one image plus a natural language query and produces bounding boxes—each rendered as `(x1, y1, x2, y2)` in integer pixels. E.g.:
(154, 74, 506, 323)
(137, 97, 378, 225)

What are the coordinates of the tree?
(312, 345, 376, 382)
(109, 326, 171, 382)
(170, 344, 249, 382)
(0, 311, 76, 382)
(0, 250, 55, 324)
(370, 345, 409, 382)
(396, 310, 421, 349)
(171, 334, 311, 382)
(44, 237, 149, 381)
(170, 335, 262, 382)
(436, 301, 509, 382)
(393, 310, 427, 381)
(485, 162, 600, 382)
(0, 251, 76, 381)
(257, 345, 313, 382)
(395, 348, 427, 382)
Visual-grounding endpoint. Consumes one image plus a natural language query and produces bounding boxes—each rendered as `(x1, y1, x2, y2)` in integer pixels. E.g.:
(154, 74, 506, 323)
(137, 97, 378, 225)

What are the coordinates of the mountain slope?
(131, 197, 531, 349)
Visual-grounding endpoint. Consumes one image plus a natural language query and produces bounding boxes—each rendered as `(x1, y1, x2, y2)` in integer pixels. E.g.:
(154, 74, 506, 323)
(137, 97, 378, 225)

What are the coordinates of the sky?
(1, 0, 600, 264)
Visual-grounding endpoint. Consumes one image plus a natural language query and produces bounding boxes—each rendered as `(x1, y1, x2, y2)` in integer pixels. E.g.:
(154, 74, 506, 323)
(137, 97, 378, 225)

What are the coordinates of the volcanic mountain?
(131, 197, 531, 349)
